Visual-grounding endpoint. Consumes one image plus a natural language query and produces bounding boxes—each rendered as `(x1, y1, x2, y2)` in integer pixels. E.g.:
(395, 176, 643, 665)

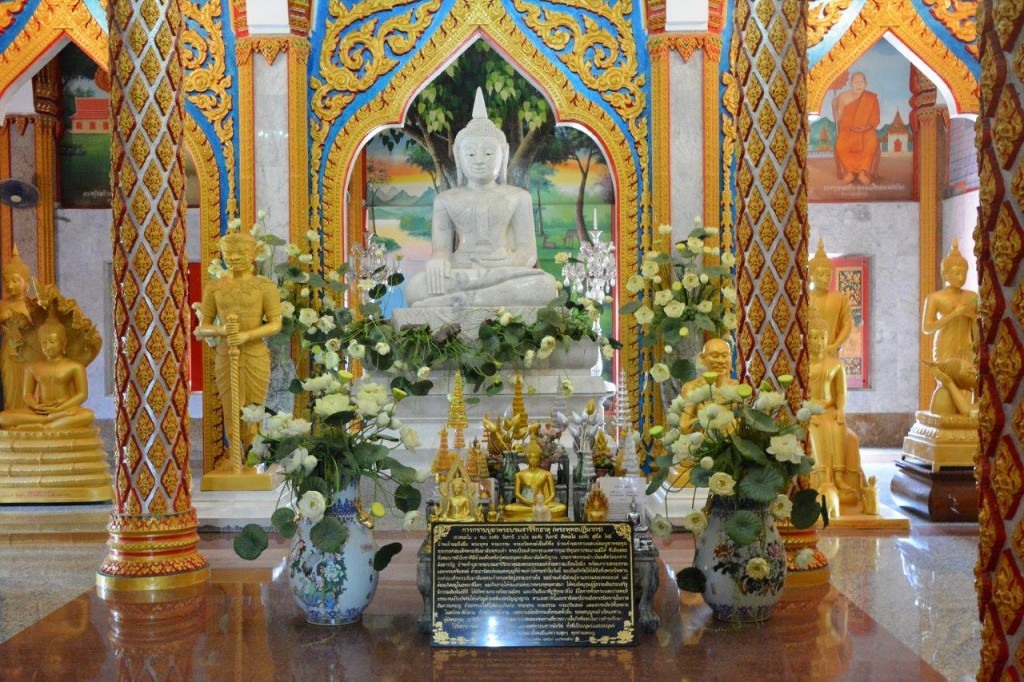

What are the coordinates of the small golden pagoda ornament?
(430, 427, 456, 483)
(447, 371, 469, 450)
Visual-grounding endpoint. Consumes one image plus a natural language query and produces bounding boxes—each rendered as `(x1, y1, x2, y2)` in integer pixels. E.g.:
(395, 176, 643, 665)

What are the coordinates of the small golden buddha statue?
(807, 317, 868, 517)
(466, 437, 491, 501)
(434, 457, 483, 522)
(0, 247, 33, 410)
(592, 428, 614, 473)
(504, 436, 568, 521)
(0, 306, 94, 431)
(195, 230, 283, 478)
(808, 238, 853, 357)
(583, 484, 609, 522)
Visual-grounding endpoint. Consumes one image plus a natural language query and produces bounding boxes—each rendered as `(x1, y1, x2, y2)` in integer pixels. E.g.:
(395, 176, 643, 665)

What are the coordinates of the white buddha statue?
(404, 88, 559, 308)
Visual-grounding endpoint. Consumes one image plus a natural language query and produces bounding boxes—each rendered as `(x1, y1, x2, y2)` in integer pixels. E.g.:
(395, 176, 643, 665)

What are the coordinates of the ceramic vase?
(288, 483, 378, 625)
(694, 496, 786, 623)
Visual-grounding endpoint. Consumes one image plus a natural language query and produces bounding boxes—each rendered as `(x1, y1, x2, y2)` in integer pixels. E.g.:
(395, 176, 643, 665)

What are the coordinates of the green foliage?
(394, 484, 422, 514)
(791, 489, 827, 529)
(737, 466, 786, 503)
(271, 508, 297, 539)
(310, 516, 349, 553)
(234, 524, 269, 560)
(676, 566, 707, 593)
(724, 510, 763, 546)
(373, 542, 404, 571)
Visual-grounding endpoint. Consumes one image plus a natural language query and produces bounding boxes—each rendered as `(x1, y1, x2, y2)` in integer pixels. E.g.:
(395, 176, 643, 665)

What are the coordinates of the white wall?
(941, 189, 980, 292)
(809, 202, 921, 413)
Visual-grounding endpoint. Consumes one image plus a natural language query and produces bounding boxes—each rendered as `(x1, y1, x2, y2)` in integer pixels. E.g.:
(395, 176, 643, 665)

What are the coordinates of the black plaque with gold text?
(431, 523, 634, 647)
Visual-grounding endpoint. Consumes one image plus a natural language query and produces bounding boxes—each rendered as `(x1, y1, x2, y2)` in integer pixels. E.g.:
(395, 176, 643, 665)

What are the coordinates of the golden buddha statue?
(504, 436, 568, 521)
(434, 456, 483, 522)
(808, 238, 853, 357)
(922, 239, 978, 366)
(0, 247, 32, 411)
(902, 240, 980, 469)
(195, 230, 282, 488)
(0, 307, 94, 431)
(0, 286, 110, 503)
(807, 317, 869, 517)
(583, 484, 609, 522)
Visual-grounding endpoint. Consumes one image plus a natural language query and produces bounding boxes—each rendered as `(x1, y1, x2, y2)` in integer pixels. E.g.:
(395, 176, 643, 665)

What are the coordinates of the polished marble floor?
(0, 451, 979, 681)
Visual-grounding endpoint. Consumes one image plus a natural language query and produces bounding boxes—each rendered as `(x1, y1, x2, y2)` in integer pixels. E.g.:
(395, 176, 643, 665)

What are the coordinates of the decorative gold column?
(0, 121, 11, 267)
(910, 71, 944, 410)
(31, 59, 59, 286)
(976, 1, 1024, 678)
(732, 0, 810, 403)
(98, 0, 209, 591)
(731, 0, 826, 588)
(236, 37, 256, 228)
(287, 38, 310, 244)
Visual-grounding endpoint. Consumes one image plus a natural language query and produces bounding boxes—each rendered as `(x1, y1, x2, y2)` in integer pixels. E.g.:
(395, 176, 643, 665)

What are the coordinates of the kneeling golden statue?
(503, 437, 567, 521)
(0, 285, 110, 503)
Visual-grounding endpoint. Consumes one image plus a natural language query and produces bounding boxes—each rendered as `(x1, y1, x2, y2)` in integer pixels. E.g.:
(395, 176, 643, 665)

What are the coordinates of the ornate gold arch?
(0, 0, 107, 100)
(313, 0, 649, 408)
(807, 0, 979, 116)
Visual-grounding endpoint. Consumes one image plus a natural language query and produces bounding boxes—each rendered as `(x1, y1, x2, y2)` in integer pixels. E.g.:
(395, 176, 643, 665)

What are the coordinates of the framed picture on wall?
(831, 256, 870, 389)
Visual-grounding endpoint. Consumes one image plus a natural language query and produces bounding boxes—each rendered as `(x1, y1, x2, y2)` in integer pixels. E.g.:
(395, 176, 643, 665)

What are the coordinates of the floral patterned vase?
(694, 497, 786, 623)
(288, 483, 378, 625)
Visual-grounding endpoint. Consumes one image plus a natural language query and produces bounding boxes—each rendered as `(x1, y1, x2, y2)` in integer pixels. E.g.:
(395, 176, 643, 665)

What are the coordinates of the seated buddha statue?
(807, 317, 869, 517)
(434, 456, 484, 522)
(404, 88, 558, 309)
(0, 308, 94, 431)
(504, 436, 568, 521)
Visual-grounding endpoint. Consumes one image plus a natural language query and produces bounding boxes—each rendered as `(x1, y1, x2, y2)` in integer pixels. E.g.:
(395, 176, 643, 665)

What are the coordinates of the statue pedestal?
(0, 427, 113, 503)
(893, 410, 978, 522)
(392, 305, 547, 339)
(901, 410, 978, 470)
(199, 468, 277, 492)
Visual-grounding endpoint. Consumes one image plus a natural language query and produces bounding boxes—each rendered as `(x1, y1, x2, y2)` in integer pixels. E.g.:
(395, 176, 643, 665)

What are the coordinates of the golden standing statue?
(808, 239, 853, 357)
(0, 285, 110, 503)
(922, 240, 978, 368)
(504, 436, 568, 521)
(806, 317, 869, 517)
(0, 248, 33, 410)
(195, 231, 282, 487)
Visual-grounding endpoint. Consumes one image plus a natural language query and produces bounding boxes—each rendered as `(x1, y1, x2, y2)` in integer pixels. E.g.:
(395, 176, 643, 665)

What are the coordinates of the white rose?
(626, 274, 646, 293)
(298, 308, 319, 327)
(297, 490, 327, 523)
(249, 434, 270, 458)
(681, 510, 708, 534)
(686, 236, 703, 253)
(241, 403, 267, 424)
(722, 286, 737, 304)
(301, 454, 317, 473)
(402, 510, 420, 531)
(415, 468, 431, 483)
(650, 363, 671, 383)
(400, 425, 421, 450)
(285, 243, 301, 257)
(601, 343, 614, 360)
(314, 393, 352, 417)
(316, 316, 336, 333)
(697, 300, 713, 313)
(802, 400, 826, 415)
(657, 223, 673, 235)
(767, 433, 804, 464)
(282, 418, 312, 437)
(326, 338, 342, 352)
(537, 336, 557, 360)
(684, 383, 712, 405)
(347, 341, 366, 359)
(320, 350, 341, 370)
(641, 260, 660, 277)
(754, 391, 787, 412)
(634, 305, 654, 325)
(282, 447, 308, 474)
(560, 378, 574, 398)
(708, 471, 736, 496)
(298, 254, 314, 264)
(770, 494, 793, 520)
(715, 384, 741, 403)
(280, 300, 295, 318)
(797, 407, 812, 422)
(523, 350, 535, 368)
(653, 289, 674, 307)
(722, 252, 737, 267)
(663, 300, 685, 319)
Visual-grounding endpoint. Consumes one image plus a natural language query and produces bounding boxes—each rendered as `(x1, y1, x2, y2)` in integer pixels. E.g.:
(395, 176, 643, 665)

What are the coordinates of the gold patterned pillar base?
(97, 510, 209, 593)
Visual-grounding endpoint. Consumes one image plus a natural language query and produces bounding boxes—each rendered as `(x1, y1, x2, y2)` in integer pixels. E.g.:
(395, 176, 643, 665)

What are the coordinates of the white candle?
(593, 207, 598, 231)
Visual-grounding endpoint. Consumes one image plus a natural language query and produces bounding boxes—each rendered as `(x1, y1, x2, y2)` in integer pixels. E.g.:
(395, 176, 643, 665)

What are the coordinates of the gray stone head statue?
(453, 88, 510, 186)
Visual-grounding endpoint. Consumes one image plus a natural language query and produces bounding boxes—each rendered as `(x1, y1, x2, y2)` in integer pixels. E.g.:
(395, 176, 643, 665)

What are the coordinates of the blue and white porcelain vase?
(694, 496, 786, 623)
(288, 482, 378, 625)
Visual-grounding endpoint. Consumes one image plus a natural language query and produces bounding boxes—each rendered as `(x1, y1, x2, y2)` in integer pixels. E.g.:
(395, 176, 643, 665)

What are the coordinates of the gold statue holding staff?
(195, 230, 282, 487)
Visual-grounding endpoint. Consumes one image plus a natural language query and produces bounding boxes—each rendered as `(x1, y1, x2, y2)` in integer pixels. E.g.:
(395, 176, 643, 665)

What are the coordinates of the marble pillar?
(98, 0, 208, 591)
(254, 56, 289, 244)
(975, 1, 1024, 678)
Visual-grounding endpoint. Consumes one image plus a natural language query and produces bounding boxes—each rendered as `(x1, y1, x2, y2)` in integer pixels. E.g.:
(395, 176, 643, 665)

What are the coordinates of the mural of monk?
(833, 72, 881, 186)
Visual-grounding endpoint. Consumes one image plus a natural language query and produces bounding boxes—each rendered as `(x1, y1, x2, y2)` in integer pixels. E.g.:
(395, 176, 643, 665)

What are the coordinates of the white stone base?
(192, 485, 291, 531)
(646, 484, 710, 527)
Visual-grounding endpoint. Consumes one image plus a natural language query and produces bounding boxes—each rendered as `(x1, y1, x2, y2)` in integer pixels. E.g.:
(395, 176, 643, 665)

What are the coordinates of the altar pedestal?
(0, 427, 112, 503)
(199, 469, 276, 492)
(892, 410, 978, 522)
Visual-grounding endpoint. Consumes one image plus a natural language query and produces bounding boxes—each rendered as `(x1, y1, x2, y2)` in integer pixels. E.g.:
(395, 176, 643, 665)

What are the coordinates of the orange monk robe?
(834, 91, 880, 175)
